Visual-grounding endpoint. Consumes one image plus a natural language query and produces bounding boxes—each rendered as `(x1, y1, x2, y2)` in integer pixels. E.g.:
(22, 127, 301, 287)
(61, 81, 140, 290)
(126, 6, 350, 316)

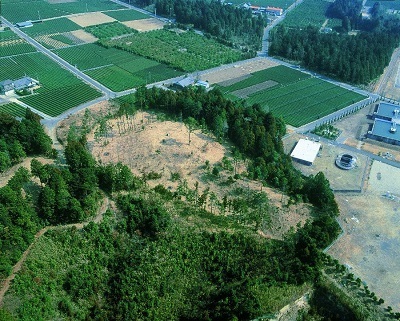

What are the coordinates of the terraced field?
(218, 65, 366, 127)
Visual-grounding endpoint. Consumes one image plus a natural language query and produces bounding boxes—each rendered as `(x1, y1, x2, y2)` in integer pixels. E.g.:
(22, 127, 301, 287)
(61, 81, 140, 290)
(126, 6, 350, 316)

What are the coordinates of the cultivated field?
(217, 65, 365, 127)
(227, 0, 294, 10)
(282, 0, 331, 27)
(104, 29, 245, 72)
(23, 18, 81, 36)
(1, 0, 123, 23)
(0, 52, 102, 117)
(54, 43, 182, 91)
(103, 9, 149, 21)
(0, 39, 37, 57)
(84, 21, 136, 39)
(0, 102, 27, 118)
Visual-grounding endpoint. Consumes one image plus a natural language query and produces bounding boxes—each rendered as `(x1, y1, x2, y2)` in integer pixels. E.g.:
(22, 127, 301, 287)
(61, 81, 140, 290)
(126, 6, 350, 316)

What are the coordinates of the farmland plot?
(54, 43, 182, 91)
(84, 22, 137, 39)
(282, 0, 330, 27)
(0, 39, 37, 57)
(1, 0, 123, 23)
(23, 18, 81, 36)
(218, 65, 365, 127)
(103, 29, 245, 72)
(103, 9, 149, 21)
(0, 52, 102, 116)
(0, 102, 27, 118)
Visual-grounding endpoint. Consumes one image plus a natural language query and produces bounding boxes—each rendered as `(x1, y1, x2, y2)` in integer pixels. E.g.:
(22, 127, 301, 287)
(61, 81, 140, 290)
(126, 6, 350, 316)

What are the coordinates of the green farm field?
(227, 0, 294, 10)
(218, 65, 366, 127)
(1, 0, 123, 23)
(281, 0, 330, 27)
(0, 40, 37, 57)
(103, 9, 149, 21)
(54, 43, 182, 91)
(0, 52, 102, 117)
(0, 102, 27, 118)
(23, 18, 81, 36)
(102, 29, 246, 72)
(85, 22, 137, 39)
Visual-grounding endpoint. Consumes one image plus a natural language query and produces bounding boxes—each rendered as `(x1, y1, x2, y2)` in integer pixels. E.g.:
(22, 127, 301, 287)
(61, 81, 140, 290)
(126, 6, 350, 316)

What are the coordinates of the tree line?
(0, 109, 54, 172)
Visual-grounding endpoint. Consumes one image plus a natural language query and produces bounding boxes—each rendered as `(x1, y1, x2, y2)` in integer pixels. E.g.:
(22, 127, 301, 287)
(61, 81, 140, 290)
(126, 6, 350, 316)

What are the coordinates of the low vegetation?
(84, 21, 137, 39)
(99, 29, 246, 72)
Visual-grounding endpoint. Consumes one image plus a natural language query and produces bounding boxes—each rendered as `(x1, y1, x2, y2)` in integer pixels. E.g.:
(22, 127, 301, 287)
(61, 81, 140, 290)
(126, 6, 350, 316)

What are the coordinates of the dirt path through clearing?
(0, 197, 111, 307)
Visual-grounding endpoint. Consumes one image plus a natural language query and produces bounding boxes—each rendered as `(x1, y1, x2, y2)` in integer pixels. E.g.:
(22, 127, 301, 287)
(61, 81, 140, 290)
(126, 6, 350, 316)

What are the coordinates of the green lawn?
(281, 0, 331, 27)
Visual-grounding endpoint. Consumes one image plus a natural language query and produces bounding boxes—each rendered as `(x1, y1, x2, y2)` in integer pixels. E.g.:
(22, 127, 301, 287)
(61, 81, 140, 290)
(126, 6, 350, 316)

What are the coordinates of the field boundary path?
(0, 197, 111, 307)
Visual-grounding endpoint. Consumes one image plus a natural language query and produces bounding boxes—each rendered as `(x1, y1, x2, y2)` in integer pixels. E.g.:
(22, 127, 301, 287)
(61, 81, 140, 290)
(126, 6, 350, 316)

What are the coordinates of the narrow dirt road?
(0, 197, 111, 307)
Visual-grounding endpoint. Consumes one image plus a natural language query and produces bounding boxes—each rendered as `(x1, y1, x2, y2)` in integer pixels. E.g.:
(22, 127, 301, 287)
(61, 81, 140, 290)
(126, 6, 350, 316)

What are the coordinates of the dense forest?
(270, 0, 400, 84)
(0, 109, 54, 172)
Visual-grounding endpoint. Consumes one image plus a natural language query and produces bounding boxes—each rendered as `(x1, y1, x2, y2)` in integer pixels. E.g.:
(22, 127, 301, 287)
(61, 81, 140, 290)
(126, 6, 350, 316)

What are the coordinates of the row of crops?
(219, 65, 310, 92)
(282, 0, 330, 28)
(20, 83, 102, 117)
(220, 65, 365, 127)
(54, 43, 182, 91)
(102, 9, 149, 22)
(1, 0, 123, 23)
(0, 41, 37, 57)
(0, 51, 103, 116)
(0, 102, 26, 118)
(85, 22, 137, 39)
(103, 29, 246, 72)
(24, 18, 81, 37)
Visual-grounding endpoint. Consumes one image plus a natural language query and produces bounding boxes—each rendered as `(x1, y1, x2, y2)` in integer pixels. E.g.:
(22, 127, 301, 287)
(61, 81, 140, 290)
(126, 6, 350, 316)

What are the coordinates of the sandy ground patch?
(68, 12, 116, 27)
(231, 80, 278, 98)
(35, 34, 68, 49)
(122, 18, 165, 32)
(0, 39, 24, 46)
(328, 192, 400, 311)
(200, 58, 279, 84)
(368, 160, 400, 194)
(69, 29, 98, 43)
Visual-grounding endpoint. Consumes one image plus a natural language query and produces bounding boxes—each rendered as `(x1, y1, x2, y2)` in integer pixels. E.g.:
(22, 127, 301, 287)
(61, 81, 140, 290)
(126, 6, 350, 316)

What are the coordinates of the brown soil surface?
(122, 18, 165, 32)
(69, 29, 98, 43)
(68, 12, 116, 27)
(200, 58, 279, 84)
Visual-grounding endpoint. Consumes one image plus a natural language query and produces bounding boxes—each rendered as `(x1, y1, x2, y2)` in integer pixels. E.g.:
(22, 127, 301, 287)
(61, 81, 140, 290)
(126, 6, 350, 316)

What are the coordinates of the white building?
(290, 139, 321, 166)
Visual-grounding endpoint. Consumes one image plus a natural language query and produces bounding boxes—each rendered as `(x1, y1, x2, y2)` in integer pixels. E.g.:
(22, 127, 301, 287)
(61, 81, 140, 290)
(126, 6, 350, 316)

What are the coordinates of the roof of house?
(290, 139, 321, 164)
(14, 77, 34, 90)
(0, 79, 14, 91)
(370, 118, 400, 142)
(16, 21, 33, 28)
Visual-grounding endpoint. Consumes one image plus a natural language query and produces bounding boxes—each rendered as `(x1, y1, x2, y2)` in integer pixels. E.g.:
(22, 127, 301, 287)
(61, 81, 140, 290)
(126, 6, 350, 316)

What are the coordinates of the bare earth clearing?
(68, 12, 116, 27)
(122, 18, 165, 32)
(57, 102, 311, 239)
(69, 29, 98, 43)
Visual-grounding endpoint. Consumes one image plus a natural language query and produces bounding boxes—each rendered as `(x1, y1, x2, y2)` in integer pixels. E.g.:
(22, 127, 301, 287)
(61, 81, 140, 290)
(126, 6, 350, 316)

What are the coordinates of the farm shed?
(368, 118, 400, 146)
(0, 80, 15, 95)
(16, 21, 33, 28)
(290, 139, 321, 166)
(173, 77, 195, 89)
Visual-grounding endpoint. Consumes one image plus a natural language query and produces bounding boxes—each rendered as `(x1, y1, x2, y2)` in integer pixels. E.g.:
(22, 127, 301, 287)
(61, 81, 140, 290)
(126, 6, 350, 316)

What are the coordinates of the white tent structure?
(290, 139, 321, 166)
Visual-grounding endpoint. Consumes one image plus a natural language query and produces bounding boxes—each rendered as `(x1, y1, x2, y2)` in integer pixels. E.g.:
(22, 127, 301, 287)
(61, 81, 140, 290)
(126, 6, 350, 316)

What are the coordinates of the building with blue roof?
(368, 102, 400, 145)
